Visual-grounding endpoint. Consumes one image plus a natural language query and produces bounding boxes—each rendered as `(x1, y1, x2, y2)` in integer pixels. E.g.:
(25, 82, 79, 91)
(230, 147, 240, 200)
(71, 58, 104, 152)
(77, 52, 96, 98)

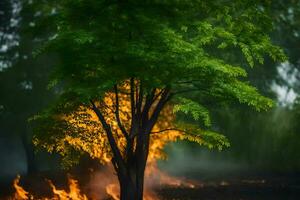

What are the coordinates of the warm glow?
(105, 184, 119, 200)
(48, 177, 88, 200)
(29, 83, 197, 199)
(12, 176, 88, 200)
(12, 175, 32, 200)
(33, 83, 184, 164)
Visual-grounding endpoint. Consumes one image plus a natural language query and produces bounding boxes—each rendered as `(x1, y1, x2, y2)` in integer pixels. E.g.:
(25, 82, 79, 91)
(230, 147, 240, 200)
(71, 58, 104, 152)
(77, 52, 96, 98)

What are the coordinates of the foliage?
(32, 86, 228, 168)
(30, 0, 285, 166)
(173, 97, 211, 127)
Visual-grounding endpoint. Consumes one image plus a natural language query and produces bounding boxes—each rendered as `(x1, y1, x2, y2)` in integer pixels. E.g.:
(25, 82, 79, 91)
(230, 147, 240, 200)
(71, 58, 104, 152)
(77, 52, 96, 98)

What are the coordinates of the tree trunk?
(119, 178, 137, 200)
(118, 151, 146, 200)
(119, 165, 145, 200)
(91, 85, 170, 200)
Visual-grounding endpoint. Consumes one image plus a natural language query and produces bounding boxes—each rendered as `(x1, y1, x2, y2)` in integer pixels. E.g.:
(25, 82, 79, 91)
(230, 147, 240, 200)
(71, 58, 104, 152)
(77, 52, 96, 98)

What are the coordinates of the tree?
(31, 1, 286, 199)
(0, 0, 55, 174)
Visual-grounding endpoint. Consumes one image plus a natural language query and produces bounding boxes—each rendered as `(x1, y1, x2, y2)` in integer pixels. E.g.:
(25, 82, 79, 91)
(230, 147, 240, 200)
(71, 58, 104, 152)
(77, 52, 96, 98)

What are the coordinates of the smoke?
(158, 142, 249, 180)
(86, 161, 197, 200)
(85, 165, 117, 200)
(158, 105, 300, 179)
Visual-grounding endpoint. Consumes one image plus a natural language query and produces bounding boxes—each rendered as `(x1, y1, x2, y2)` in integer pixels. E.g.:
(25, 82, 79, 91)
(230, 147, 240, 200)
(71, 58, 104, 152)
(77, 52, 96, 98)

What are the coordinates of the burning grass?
(11, 175, 87, 200)
(9, 165, 197, 200)
(10, 173, 300, 200)
(23, 84, 226, 199)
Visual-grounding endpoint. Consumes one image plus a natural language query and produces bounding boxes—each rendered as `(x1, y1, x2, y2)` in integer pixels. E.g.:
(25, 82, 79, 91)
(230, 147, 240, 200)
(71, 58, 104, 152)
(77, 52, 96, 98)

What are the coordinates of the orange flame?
(11, 163, 197, 200)
(12, 176, 88, 200)
(105, 184, 119, 200)
(33, 84, 185, 165)
(86, 161, 197, 200)
(48, 177, 88, 200)
(29, 84, 199, 199)
(12, 175, 31, 200)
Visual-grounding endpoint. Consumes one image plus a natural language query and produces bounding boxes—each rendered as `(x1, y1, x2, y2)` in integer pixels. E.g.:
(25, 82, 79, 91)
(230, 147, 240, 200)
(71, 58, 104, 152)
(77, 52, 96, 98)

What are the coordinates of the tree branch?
(129, 78, 137, 137)
(114, 85, 129, 140)
(141, 88, 156, 123)
(136, 81, 143, 119)
(90, 100, 126, 175)
(171, 88, 201, 95)
(146, 88, 171, 133)
(151, 88, 163, 104)
(150, 128, 186, 134)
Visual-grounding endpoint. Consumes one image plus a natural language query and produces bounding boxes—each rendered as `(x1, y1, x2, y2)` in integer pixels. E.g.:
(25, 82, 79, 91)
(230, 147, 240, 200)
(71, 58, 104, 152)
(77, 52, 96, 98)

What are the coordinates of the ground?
(1, 171, 300, 199)
(157, 177, 300, 200)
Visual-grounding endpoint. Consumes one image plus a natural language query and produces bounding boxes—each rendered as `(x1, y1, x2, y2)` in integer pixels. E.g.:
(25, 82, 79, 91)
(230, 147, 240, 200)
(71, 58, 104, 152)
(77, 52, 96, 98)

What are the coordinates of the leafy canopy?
(30, 0, 286, 164)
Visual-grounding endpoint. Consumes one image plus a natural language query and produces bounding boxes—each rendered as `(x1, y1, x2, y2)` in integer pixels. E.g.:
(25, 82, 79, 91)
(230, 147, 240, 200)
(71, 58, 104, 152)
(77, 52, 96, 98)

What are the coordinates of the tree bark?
(91, 83, 171, 200)
(118, 159, 145, 200)
(119, 178, 137, 200)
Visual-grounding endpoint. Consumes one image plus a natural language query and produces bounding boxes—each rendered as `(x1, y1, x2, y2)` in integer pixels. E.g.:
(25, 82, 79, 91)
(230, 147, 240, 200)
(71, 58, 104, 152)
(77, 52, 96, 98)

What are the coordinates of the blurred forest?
(1, 0, 300, 182)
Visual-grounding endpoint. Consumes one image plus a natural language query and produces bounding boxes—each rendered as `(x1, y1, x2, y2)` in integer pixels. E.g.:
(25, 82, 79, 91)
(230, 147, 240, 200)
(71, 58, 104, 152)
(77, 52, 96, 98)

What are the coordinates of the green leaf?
(174, 97, 211, 127)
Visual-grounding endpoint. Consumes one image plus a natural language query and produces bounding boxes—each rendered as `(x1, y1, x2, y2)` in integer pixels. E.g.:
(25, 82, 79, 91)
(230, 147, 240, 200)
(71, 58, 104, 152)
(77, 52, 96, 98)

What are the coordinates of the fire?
(12, 175, 32, 200)
(11, 163, 196, 200)
(105, 184, 119, 200)
(145, 162, 196, 189)
(11, 176, 88, 200)
(86, 162, 197, 200)
(29, 83, 199, 199)
(48, 176, 88, 200)
(33, 83, 184, 165)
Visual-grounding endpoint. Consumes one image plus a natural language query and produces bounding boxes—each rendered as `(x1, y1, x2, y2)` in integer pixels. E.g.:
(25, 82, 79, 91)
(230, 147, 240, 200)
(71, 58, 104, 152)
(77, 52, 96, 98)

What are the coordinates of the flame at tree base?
(10, 162, 197, 200)
(86, 161, 198, 200)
